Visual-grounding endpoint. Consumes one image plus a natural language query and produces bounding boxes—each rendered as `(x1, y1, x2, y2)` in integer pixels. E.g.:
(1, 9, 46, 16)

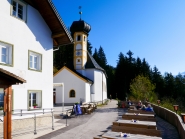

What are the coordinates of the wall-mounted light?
(157, 100, 160, 106)
(173, 105, 179, 114)
(181, 113, 185, 123)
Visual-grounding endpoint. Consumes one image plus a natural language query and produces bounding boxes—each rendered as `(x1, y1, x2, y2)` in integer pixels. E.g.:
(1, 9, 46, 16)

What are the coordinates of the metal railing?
(0, 107, 72, 136)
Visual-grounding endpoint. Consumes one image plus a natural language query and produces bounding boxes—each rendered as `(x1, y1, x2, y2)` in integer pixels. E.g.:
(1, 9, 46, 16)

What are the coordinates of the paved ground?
(36, 100, 181, 139)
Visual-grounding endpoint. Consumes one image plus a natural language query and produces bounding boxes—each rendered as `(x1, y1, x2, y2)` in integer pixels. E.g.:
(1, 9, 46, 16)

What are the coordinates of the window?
(28, 90, 42, 109)
(69, 90, 75, 98)
(12, 0, 26, 21)
(0, 88, 4, 108)
(77, 35, 81, 41)
(84, 36, 86, 41)
(28, 50, 42, 71)
(0, 41, 13, 66)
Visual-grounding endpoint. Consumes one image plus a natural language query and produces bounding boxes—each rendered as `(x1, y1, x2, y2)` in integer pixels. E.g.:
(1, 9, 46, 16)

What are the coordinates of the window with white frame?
(0, 42, 13, 66)
(28, 51, 42, 71)
(12, 0, 26, 21)
(28, 90, 42, 108)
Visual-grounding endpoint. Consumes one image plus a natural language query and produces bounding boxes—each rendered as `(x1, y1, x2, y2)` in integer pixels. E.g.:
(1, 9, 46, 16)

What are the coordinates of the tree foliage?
(130, 75, 156, 101)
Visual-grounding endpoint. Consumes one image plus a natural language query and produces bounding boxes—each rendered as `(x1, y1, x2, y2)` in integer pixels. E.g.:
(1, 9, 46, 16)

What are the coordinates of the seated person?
(136, 100, 142, 110)
(127, 100, 132, 105)
(140, 105, 146, 111)
(145, 104, 154, 112)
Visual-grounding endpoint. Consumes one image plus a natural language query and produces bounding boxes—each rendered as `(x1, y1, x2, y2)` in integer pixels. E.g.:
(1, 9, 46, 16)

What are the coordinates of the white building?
(0, 0, 73, 110)
(53, 19, 107, 106)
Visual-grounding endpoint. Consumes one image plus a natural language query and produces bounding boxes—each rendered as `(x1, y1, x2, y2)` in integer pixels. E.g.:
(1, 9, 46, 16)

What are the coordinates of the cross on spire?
(79, 6, 82, 20)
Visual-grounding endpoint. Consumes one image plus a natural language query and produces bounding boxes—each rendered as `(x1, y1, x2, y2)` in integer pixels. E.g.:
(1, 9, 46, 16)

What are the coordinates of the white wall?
(0, 1, 53, 109)
(85, 69, 107, 102)
(53, 68, 91, 104)
(85, 83, 91, 102)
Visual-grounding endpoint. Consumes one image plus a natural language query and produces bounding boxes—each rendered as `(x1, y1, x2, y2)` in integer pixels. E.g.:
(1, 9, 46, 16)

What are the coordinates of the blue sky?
(52, 0, 185, 76)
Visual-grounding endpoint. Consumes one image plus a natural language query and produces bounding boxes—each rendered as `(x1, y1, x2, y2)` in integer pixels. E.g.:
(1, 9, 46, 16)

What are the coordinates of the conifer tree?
(97, 46, 107, 69)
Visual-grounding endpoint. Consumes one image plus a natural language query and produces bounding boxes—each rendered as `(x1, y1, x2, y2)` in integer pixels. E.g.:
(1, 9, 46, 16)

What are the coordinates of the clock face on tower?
(76, 50, 82, 56)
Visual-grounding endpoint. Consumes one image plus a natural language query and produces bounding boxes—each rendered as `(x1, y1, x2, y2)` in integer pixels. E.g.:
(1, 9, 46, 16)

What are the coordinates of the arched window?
(77, 35, 81, 41)
(69, 90, 75, 98)
(84, 36, 86, 41)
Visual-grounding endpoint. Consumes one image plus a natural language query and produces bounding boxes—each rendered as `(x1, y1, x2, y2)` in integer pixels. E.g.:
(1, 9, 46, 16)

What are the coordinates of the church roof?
(85, 52, 107, 77)
(54, 66, 93, 84)
(70, 20, 91, 37)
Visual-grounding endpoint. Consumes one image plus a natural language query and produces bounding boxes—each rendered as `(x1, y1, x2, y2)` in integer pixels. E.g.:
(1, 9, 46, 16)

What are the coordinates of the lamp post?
(173, 105, 179, 114)
(157, 100, 160, 106)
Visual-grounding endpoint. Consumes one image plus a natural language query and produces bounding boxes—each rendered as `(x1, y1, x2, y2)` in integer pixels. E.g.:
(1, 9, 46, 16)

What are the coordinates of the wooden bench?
(128, 109, 155, 115)
(112, 125, 161, 137)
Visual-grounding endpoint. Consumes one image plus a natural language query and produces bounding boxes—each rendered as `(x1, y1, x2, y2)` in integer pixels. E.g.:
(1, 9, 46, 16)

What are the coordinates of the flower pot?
(33, 106, 36, 108)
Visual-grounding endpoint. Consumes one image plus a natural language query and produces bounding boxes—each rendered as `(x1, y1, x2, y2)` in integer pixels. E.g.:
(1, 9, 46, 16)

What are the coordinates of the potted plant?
(75, 102, 79, 105)
(33, 103, 38, 108)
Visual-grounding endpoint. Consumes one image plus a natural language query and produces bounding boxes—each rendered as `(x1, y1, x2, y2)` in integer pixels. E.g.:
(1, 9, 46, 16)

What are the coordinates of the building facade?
(53, 19, 107, 105)
(0, 0, 72, 110)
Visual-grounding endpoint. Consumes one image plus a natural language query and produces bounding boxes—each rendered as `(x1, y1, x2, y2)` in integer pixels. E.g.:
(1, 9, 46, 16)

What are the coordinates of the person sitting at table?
(140, 104, 146, 111)
(145, 104, 154, 112)
(136, 100, 142, 110)
(127, 100, 132, 106)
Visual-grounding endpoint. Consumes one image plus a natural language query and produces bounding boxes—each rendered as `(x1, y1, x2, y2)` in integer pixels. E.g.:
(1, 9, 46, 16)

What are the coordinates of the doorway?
(53, 92, 56, 104)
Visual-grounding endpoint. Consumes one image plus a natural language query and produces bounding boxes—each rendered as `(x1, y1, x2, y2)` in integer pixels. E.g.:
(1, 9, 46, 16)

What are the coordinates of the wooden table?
(113, 119, 157, 129)
(80, 105, 89, 114)
(122, 113, 156, 122)
(102, 131, 162, 139)
(129, 105, 136, 110)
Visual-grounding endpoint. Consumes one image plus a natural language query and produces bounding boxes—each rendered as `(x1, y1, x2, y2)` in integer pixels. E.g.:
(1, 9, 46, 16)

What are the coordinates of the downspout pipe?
(102, 72, 103, 104)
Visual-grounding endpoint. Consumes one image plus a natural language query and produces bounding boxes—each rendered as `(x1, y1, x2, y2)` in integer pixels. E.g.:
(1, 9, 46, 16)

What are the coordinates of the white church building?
(53, 19, 107, 105)
(0, 0, 73, 110)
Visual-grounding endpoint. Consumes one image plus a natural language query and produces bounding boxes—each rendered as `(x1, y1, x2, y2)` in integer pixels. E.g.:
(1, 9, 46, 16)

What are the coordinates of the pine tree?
(97, 46, 107, 69)
(87, 40, 93, 54)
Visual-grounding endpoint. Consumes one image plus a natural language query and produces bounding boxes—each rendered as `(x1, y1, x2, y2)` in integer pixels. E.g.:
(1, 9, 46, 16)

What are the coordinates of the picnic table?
(122, 113, 156, 122)
(129, 105, 136, 110)
(113, 119, 157, 129)
(80, 105, 89, 114)
(102, 131, 162, 139)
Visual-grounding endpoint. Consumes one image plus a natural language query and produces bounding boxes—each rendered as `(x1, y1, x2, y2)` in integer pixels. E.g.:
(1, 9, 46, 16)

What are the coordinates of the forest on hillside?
(53, 43, 185, 110)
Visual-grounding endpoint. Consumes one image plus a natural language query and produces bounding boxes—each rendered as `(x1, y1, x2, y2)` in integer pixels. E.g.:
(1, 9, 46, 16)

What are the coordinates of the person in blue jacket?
(145, 104, 154, 112)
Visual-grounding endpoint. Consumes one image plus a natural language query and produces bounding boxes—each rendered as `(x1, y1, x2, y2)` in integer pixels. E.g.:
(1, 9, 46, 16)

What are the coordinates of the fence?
(147, 103, 185, 139)
(0, 108, 71, 138)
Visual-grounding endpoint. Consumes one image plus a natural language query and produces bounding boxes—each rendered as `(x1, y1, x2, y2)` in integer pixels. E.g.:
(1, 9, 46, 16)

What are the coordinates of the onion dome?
(70, 20, 91, 37)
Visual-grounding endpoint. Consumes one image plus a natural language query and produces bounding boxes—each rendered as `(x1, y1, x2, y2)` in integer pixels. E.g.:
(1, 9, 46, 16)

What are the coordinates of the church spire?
(79, 6, 82, 21)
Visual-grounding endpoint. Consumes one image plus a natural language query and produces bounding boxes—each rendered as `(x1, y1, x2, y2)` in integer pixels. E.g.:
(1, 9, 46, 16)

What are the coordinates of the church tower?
(70, 10, 91, 70)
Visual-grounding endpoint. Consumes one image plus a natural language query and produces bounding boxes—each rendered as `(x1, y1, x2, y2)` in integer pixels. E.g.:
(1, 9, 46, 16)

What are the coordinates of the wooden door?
(53, 92, 56, 104)
(0, 85, 12, 139)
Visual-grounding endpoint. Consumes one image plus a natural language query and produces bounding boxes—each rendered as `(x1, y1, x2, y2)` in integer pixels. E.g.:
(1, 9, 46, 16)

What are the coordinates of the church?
(53, 18, 107, 106)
